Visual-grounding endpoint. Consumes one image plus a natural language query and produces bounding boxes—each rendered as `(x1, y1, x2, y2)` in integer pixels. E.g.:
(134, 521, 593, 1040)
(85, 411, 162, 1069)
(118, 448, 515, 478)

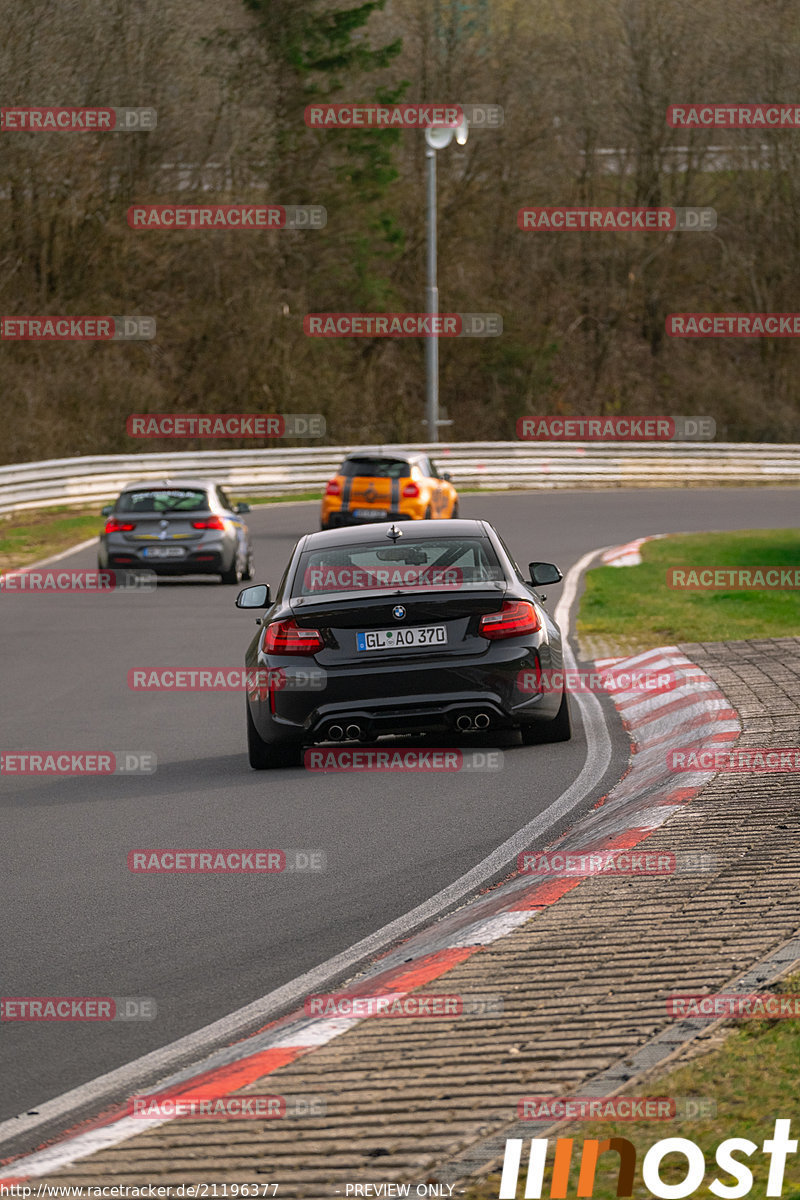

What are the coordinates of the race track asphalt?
(1, 487, 795, 1124)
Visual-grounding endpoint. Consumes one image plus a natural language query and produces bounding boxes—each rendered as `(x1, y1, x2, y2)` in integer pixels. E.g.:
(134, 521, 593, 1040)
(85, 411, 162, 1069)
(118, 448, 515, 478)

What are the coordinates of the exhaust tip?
(456, 714, 473, 731)
(345, 723, 362, 740)
(475, 713, 491, 729)
(328, 724, 344, 741)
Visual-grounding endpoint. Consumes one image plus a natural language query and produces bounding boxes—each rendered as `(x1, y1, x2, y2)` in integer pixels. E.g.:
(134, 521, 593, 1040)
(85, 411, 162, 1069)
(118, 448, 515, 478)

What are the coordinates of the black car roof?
(301, 519, 491, 551)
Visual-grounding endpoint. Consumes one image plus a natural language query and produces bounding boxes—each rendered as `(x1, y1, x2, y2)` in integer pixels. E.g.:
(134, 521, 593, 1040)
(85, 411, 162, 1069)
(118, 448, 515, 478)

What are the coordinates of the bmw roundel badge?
(392, 605, 406, 620)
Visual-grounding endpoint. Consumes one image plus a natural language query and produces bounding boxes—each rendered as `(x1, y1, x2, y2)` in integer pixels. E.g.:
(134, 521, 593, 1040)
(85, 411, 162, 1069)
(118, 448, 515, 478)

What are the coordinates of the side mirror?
(101, 505, 113, 517)
(441, 472, 452, 482)
(236, 583, 271, 608)
(529, 562, 563, 587)
(235, 502, 251, 514)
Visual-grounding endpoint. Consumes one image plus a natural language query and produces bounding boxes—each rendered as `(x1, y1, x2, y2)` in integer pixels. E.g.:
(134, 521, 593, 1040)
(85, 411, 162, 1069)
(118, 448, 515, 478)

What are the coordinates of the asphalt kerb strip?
(2, 638, 799, 1193)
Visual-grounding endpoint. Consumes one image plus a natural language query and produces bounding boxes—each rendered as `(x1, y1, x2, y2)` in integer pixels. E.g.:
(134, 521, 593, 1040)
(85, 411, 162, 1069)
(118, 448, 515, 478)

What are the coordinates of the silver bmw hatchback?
(97, 479, 254, 584)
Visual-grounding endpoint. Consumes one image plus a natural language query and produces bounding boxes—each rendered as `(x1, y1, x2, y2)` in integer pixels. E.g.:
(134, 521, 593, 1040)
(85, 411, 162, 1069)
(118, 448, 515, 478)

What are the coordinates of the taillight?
(191, 515, 226, 530)
(263, 619, 324, 655)
(105, 518, 136, 533)
(479, 600, 541, 640)
(325, 479, 341, 497)
(402, 481, 420, 499)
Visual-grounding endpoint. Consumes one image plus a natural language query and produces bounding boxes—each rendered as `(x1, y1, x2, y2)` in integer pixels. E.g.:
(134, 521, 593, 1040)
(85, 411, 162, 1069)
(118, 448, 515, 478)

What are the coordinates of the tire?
(424, 506, 433, 519)
(220, 551, 243, 585)
(451, 501, 460, 518)
(520, 689, 572, 744)
(242, 550, 255, 581)
(246, 704, 303, 769)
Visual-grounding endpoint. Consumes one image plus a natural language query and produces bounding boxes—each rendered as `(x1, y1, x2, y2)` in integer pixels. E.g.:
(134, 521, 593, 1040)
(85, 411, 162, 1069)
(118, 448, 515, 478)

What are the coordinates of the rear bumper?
(247, 647, 563, 745)
(323, 509, 417, 529)
(100, 543, 232, 575)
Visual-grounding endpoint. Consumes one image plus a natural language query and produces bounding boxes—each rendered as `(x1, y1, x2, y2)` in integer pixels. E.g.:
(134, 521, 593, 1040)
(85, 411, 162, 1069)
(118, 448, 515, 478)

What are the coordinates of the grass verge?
(578, 528, 800, 651)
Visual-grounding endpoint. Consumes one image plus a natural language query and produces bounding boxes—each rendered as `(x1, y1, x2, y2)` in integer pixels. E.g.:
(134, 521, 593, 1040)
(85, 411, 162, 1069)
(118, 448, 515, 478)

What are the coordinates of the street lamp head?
(424, 119, 469, 150)
(425, 125, 455, 150)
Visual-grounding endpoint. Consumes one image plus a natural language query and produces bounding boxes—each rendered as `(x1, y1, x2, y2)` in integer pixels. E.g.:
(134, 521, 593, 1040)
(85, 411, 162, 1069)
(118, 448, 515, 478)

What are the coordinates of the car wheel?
(520, 689, 572, 744)
(451, 501, 459, 518)
(242, 551, 255, 581)
(246, 705, 303, 769)
(220, 553, 243, 585)
(424, 505, 433, 519)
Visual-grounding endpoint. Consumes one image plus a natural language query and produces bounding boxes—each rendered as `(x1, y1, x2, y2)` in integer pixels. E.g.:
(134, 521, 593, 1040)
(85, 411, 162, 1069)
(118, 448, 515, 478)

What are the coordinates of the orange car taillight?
(263, 619, 324, 655)
(191, 515, 226, 530)
(325, 479, 342, 496)
(105, 519, 136, 533)
(402, 482, 420, 499)
(479, 600, 541, 640)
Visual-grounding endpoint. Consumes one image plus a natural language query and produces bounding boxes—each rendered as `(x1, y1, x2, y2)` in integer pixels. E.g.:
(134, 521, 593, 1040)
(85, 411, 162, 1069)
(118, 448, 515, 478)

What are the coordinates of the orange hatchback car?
(320, 451, 459, 530)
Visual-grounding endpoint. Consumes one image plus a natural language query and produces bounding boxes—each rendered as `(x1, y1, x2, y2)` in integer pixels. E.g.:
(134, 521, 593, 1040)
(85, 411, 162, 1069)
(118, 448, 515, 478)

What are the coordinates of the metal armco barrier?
(0, 443, 798, 517)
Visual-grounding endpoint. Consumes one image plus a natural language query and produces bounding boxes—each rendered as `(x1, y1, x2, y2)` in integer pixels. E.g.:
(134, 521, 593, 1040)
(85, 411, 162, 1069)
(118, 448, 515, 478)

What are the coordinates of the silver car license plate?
(356, 625, 447, 651)
(144, 546, 186, 558)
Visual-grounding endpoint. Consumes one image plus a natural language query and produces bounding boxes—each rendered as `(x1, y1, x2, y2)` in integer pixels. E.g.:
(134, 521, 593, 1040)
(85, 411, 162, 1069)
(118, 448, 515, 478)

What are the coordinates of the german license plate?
(356, 625, 447, 651)
(143, 546, 186, 558)
(352, 508, 387, 519)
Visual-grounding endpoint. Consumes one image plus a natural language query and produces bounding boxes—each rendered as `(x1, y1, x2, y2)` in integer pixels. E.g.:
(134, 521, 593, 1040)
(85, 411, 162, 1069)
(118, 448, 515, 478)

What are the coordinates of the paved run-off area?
(4, 638, 800, 1196)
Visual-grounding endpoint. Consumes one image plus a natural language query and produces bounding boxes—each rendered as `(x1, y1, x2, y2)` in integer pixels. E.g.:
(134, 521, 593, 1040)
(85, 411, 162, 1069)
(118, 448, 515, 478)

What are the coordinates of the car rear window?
(294, 538, 506, 597)
(116, 489, 209, 514)
(340, 458, 411, 479)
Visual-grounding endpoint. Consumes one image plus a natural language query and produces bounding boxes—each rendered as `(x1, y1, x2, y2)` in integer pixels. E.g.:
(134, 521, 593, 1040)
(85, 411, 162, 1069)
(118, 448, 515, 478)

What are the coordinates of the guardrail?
(0, 443, 797, 517)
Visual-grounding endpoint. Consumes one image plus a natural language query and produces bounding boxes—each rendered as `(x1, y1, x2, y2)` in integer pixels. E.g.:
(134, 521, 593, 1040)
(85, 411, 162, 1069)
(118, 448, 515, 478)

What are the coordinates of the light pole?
(423, 117, 468, 444)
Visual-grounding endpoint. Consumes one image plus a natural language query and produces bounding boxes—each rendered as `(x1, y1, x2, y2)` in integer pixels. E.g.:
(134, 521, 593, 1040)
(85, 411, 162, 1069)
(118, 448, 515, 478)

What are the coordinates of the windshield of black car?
(293, 538, 506, 597)
(116, 489, 209, 514)
(340, 458, 410, 479)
